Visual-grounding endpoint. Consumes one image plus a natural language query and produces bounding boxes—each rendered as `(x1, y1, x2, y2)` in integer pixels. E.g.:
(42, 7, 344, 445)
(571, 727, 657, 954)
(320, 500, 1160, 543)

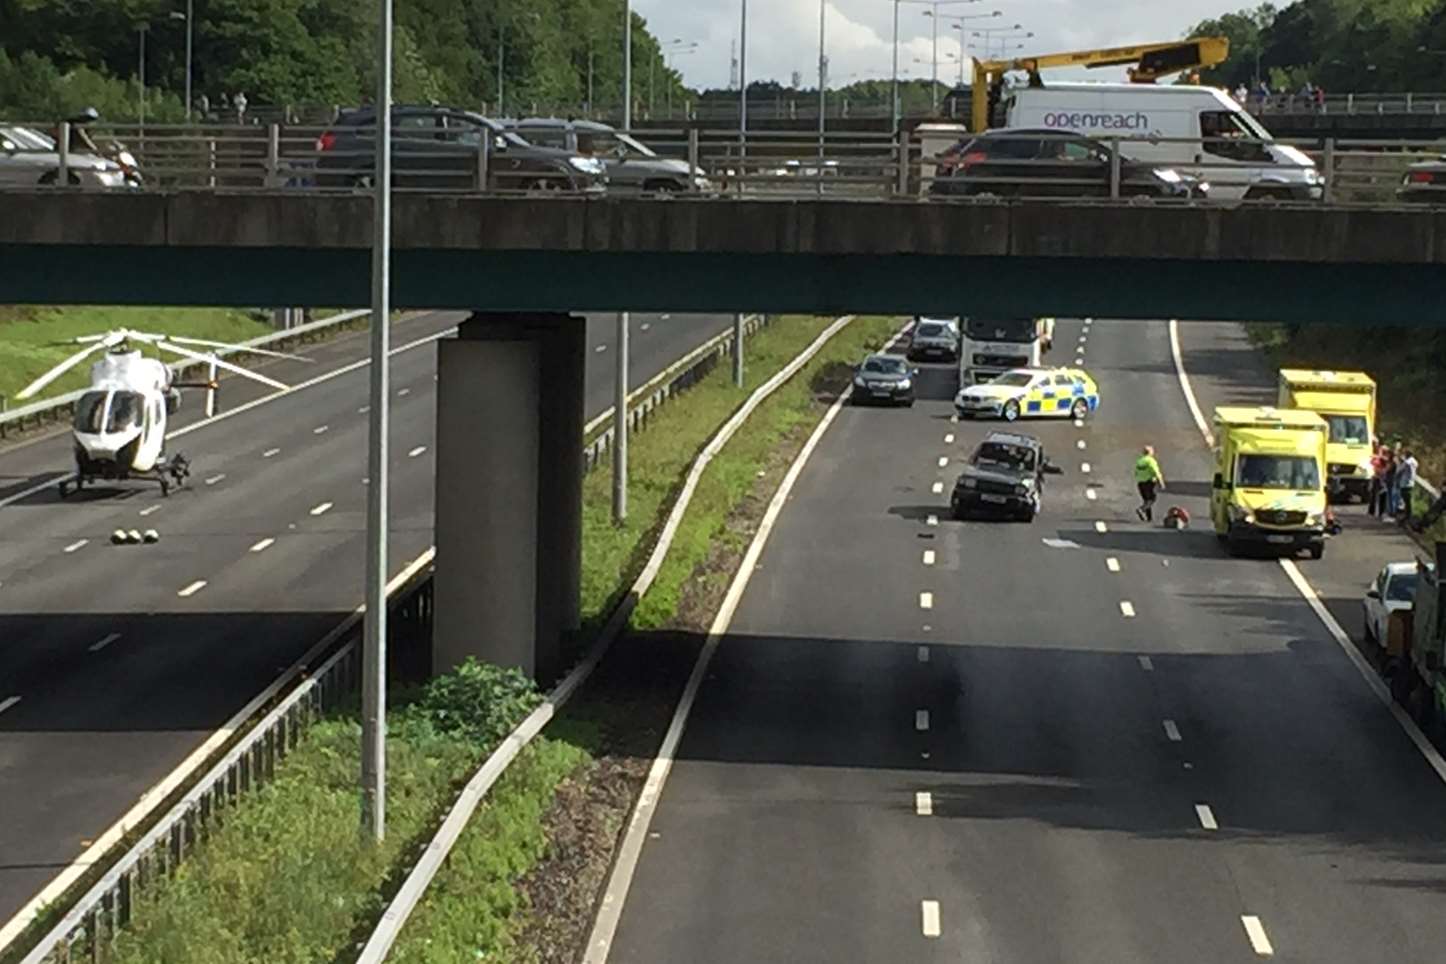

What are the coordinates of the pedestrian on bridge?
(1396, 447, 1418, 524)
(1134, 446, 1166, 523)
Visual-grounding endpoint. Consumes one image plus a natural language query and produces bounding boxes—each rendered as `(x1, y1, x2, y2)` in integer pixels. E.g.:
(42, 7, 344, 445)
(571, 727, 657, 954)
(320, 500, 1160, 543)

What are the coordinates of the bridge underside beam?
(432, 312, 584, 682)
(4, 245, 1445, 324)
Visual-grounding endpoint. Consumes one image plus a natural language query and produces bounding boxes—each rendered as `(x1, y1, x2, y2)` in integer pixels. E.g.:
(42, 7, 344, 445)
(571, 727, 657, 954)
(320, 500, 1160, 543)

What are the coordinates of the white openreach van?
(1003, 82, 1322, 202)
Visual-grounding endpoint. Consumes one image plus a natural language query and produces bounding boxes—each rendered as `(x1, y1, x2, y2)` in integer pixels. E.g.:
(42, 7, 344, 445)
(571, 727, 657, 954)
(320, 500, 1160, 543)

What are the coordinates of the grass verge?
(70, 314, 891, 964)
(387, 314, 903, 962)
(0, 306, 273, 406)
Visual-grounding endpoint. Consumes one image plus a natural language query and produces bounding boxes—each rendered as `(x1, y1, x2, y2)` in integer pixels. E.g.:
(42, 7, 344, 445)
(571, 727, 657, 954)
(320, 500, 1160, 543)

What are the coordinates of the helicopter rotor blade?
(155, 342, 290, 391)
(163, 335, 313, 363)
(15, 340, 115, 400)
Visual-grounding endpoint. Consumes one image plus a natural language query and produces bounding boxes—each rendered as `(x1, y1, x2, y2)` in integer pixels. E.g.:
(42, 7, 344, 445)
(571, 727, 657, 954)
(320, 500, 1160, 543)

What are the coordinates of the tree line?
(0, 0, 689, 122)
(1188, 0, 1446, 93)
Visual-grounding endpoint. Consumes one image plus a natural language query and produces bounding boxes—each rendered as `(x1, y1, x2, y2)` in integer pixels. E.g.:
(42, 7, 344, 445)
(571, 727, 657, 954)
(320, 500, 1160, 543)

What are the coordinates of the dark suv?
(929, 129, 1202, 200)
(314, 106, 607, 192)
(950, 431, 1062, 522)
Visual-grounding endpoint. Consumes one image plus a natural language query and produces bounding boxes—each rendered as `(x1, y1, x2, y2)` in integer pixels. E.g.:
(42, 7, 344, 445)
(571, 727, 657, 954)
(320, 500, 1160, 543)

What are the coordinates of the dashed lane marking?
(923, 550, 936, 566)
(205, 474, 225, 486)
(397, 387, 411, 397)
(595, 344, 608, 353)
(921, 901, 941, 939)
(1138, 655, 1154, 671)
(1081, 462, 1092, 474)
(937, 456, 949, 468)
(1086, 489, 1098, 501)
(89, 633, 121, 653)
(931, 481, 944, 495)
(944, 433, 955, 444)
(177, 580, 207, 598)
(1077, 439, 1087, 450)
(313, 425, 329, 435)
(915, 792, 934, 816)
(919, 592, 934, 610)
(915, 710, 930, 732)
(1107, 558, 1121, 572)
(1241, 916, 1273, 956)
(1094, 521, 1108, 533)
(1163, 720, 1182, 742)
(918, 645, 930, 663)
(1196, 803, 1218, 831)
(408, 446, 427, 458)
(358, 406, 369, 414)
(250, 538, 275, 553)
(140, 505, 161, 517)
(310, 502, 333, 517)
(1120, 601, 1136, 618)
(63, 540, 87, 554)
(927, 514, 939, 527)
(0, 696, 19, 716)
(1075, 357, 1085, 365)
(263, 448, 281, 458)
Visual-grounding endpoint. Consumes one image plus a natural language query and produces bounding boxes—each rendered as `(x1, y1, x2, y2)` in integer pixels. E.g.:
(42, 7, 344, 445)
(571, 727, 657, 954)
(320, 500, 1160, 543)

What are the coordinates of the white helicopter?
(17, 328, 308, 497)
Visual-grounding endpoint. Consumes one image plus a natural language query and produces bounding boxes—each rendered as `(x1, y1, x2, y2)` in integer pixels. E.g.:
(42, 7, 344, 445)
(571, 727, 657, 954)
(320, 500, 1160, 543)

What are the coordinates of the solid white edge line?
(1195, 803, 1219, 831)
(923, 550, 936, 566)
(176, 580, 207, 598)
(88, 633, 121, 654)
(1168, 319, 1446, 788)
(921, 900, 942, 938)
(1163, 719, 1182, 742)
(915, 791, 934, 816)
(1241, 915, 1274, 956)
(0, 696, 21, 715)
(581, 316, 886, 964)
(1107, 557, 1121, 572)
(920, 591, 934, 610)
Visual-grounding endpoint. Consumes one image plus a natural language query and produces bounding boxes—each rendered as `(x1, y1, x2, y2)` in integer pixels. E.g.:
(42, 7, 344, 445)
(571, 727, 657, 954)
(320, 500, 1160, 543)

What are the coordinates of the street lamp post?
(623, 0, 632, 129)
(740, 0, 748, 155)
(817, 0, 826, 171)
(614, 0, 632, 526)
(894, 0, 978, 124)
(182, 1, 193, 120)
(665, 44, 698, 118)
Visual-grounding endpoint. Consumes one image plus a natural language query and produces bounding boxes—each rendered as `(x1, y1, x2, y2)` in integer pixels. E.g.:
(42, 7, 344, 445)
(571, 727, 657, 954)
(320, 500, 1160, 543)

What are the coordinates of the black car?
(950, 431, 1062, 522)
(929, 129, 1202, 200)
(314, 105, 608, 192)
(851, 353, 917, 407)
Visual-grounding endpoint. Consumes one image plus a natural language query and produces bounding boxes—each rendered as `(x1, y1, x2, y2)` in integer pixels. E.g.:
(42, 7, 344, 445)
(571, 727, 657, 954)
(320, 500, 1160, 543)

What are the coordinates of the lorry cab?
(1002, 82, 1322, 202)
(958, 317, 1044, 384)
(1276, 369, 1377, 502)
(1210, 406, 1329, 559)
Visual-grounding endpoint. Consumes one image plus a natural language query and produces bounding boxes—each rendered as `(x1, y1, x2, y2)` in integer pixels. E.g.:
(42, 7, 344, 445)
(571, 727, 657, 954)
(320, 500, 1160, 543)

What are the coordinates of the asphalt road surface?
(608, 318, 1446, 963)
(0, 309, 735, 930)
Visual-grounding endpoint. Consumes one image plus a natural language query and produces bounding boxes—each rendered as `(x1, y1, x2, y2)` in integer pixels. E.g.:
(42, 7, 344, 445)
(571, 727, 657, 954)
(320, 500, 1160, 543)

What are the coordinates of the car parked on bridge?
(1398, 158, 1446, 203)
(512, 118, 712, 194)
(928, 129, 1204, 201)
(955, 366, 1099, 422)
(950, 430, 1063, 522)
(0, 124, 130, 188)
(907, 317, 961, 363)
(851, 353, 917, 406)
(313, 106, 607, 192)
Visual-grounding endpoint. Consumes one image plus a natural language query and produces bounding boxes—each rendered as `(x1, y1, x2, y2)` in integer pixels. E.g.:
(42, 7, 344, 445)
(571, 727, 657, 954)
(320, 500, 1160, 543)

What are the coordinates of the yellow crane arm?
(968, 37, 1231, 132)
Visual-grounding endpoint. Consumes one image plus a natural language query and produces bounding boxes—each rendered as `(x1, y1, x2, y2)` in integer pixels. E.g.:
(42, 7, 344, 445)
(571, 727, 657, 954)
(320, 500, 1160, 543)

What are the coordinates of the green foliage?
(395, 657, 541, 747)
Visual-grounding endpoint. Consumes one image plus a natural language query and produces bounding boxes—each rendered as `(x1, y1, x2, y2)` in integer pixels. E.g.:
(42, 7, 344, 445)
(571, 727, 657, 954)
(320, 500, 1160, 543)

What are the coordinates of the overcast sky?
(633, 0, 1233, 89)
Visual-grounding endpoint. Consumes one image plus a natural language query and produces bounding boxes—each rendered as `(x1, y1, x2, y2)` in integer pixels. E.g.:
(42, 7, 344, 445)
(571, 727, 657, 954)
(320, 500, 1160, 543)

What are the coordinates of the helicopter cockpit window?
(75, 392, 108, 433)
(107, 392, 144, 431)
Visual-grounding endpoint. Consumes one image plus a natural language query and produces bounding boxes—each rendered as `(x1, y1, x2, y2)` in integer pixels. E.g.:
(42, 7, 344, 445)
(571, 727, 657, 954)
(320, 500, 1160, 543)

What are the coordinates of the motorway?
(608, 318, 1446, 962)
(0, 309, 736, 931)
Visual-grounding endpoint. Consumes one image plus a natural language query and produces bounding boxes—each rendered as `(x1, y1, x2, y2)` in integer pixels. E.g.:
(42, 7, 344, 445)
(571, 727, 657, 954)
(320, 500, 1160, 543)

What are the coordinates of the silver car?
(908, 316, 961, 363)
(513, 118, 711, 194)
(0, 125, 129, 187)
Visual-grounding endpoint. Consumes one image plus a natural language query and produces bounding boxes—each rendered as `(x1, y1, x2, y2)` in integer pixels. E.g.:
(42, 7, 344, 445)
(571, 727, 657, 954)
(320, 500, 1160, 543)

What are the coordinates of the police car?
(955, 367, 1100, 422)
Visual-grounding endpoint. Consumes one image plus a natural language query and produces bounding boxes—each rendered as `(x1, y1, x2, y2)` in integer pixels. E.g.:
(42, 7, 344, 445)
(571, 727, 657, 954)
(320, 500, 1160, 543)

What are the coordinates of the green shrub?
(395, 658, 541, 747)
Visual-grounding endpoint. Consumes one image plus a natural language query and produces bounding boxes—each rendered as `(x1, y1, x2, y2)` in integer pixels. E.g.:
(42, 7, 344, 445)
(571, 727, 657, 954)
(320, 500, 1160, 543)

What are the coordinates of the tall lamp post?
(654, 39, 697, 117)
(172, 3, 193, 120)
(137, 24, 149, 127)
(663, 42, 698, 118)
(615, 0, 632, 525)
(891, 0, 978, 127)
(740, 0, 748, 156)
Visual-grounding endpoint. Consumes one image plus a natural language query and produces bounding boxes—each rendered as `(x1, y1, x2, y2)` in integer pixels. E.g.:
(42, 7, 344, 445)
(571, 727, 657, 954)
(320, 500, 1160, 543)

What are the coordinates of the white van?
(1003, 82, 1322, 202)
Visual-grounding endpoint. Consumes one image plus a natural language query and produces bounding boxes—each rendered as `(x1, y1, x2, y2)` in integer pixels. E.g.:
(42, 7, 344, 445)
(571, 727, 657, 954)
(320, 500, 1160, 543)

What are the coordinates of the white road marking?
(313, 425, 329, 435)
(1075, 357, 1084, 365)
(177, 580, 207, 598)
(931, 481, 944, 494)
(921, 901, 941, 938)
(937, 456, 949, 468)
(927, 514, 938, 526)
(1081, 462, 1092, 473)
(1169, 319, 1446, 788)
(397, 387, 411, 397)
(309, 502, 333, 516)
(915, 791, 934, 816)
(1085, 489, 1098, 501)
(408, 446, 427, 458)
(250, 538, 275, 553)
(1078, 334, 1088, 343)
(917, 645, 930, 663)
(1042, 538, 1082, 549)
(1120, 601, 1136, 618)
(139, 505, 161, 517)
(915, 710, 930, 731)
(63, 539, 87, 554)
(595, 344, 608, 353)
(1073, 418, 1084, 428)
(1241, 916, 1273, 956)
(1138, 655, 1154, 671)
(944, 433, 955, 444)
(0, 696, 19, 716)
(358, 406, 370, 414)
(1106, 557, 1121, 572)
(89, 633, 121, 653)
(263, 447, 281, 458)
(1163, 720, 1182, 742)
(919, 592, 934, 610)
(950, 414, 959, 423)
(923, 550, 936, 566)
(1077, 439, 1087, 450)
(640, 322, 652, 331)
(205, 473, 225, 486)
(1094, 521, 1108, 533)
(1195, 803, 1218, 830)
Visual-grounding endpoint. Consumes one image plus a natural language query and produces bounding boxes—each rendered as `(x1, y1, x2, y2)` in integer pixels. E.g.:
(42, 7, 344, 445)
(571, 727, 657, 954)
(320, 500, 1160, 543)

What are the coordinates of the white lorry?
(958, 317, 1048, 385)
(1001, 82, 1322, 202)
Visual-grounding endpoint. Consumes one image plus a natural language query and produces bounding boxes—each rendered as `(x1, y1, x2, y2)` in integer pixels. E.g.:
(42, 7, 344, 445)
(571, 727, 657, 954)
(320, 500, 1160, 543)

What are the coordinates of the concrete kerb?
(354, 313, 859, 964)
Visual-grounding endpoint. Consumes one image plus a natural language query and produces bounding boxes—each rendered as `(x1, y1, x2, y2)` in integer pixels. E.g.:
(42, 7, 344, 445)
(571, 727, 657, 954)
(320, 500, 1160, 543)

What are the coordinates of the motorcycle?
(60, 108, 144, 187)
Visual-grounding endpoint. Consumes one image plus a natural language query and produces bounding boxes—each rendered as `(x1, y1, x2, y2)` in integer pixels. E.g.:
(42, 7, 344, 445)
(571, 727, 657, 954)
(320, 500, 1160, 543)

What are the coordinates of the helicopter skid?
(64, 453, 191, 499)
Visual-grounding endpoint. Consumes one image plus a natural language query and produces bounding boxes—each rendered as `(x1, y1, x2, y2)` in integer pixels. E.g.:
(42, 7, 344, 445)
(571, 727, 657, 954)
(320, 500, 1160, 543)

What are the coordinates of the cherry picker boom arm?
(968, 37, 1231, 132)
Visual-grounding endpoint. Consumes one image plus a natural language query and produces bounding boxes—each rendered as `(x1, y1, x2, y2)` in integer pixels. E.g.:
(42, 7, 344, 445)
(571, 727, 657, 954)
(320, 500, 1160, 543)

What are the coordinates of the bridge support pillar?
(432, 312, 584, 682)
